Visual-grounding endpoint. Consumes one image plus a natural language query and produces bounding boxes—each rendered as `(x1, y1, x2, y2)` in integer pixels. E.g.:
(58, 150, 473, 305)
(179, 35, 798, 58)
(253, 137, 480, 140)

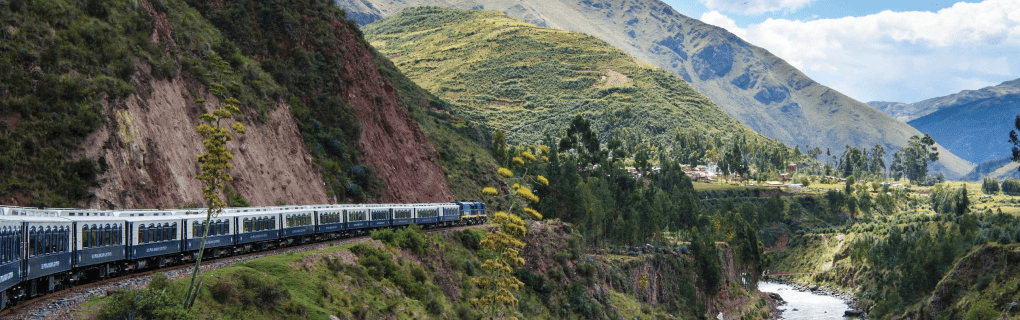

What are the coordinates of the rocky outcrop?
(80, 2, 329, 209)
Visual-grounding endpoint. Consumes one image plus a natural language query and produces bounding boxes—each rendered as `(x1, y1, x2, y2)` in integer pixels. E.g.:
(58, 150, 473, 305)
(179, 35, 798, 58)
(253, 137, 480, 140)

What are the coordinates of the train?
(0, 201, 487, 310)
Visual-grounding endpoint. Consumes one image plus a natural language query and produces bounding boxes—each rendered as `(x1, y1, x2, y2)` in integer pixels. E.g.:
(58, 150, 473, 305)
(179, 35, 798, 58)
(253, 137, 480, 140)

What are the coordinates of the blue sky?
(658, 0, 1020, 103)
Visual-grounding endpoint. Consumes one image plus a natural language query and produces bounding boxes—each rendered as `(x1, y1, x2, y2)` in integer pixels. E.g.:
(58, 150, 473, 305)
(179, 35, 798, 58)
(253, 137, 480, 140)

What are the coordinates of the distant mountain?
(336, 0, 975, 178)
(907, 93, 1020, 164)
(867, 101, 912, 122)
(869, 78, 1020, 122)
(960, 157, 1020, 181)
(363, 7, 759, 146)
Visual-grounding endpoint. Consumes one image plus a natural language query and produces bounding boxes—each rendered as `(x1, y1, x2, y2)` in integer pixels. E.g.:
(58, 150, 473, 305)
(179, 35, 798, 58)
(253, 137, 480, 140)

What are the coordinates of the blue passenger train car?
(414, 205, 439, 226)
(0, 218, 22, 309)
(313, 206, 344, 234)
(69, 217, 126, 274)
(231, 211, 279, 245)
(281, 210, 314, 238)
(439, 204, 460, 223)
(127, 216, 183, 262)
(183, 216, 234, 252)
(391, 206, 414, 227)
(345, 207, 369, 230)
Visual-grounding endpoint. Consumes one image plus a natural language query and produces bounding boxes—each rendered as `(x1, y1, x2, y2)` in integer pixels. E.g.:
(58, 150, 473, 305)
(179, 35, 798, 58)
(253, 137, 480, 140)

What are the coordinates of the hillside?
(84, 222, 775, 319)
(907, 93, 1020, 164)
(961, 157, 1020, 181)
(363, 7, 758, 147)
(0, 0, 454, 207)
(869, 78, 1020, 122)
(336, 0, 975, 178)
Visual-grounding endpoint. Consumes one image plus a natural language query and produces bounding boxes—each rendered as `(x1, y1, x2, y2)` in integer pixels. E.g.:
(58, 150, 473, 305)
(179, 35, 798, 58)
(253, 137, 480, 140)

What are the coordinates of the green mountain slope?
(363, 7, 757, 146)
(337, 0, 975, 178)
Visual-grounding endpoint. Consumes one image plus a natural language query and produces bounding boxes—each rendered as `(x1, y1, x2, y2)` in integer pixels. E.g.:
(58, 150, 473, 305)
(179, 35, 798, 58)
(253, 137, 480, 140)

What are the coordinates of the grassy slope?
(363, 7, 757, 146)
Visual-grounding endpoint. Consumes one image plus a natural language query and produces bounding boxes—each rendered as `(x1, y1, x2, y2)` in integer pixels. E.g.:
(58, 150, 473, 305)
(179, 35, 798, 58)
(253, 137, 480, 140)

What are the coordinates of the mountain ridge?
(869, 78, 1020, 122)
(335, 0, 975, 178)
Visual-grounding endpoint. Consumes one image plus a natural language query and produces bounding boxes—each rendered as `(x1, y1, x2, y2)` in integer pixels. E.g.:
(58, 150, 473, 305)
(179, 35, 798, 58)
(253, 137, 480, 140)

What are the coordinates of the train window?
(82, 226, 90, 248)
(192, 221, 199, 238)
(116, 225, 123, 245)
(56, 227, 62, 253)
(270, 217, 276, 229)
(91, 224, 99, 247)
(28, 227, 35, 257)
(148, 224, 156, 243)
(243, 218, 250, 232)
(43, 227, 51, 255)
(1, 228, 5, 263)
(224, 221, 230, 234)
(1, 228, 7, 263)
(55, 227, 61, 253)
(14, 229, 19, 260)
(59, 227, 66, 252)
(139, 224, 147, 244)
(104, 224, 111, 246)
(163, 223, 170, 242)
(171, 223, 178, 240)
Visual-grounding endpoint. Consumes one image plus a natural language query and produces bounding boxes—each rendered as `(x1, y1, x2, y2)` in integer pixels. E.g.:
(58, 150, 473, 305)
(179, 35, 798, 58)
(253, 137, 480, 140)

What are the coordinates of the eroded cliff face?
(81, 61, 330, 209)
(79, 0, 452, 208)
(81, 3, 329, 209)
(326, 19, 454, 204)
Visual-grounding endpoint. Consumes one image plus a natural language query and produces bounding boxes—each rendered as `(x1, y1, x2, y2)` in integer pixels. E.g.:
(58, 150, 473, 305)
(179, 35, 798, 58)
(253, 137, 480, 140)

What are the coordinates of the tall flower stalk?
(471, 144, 548, 319)
(183, 56, 246, 309)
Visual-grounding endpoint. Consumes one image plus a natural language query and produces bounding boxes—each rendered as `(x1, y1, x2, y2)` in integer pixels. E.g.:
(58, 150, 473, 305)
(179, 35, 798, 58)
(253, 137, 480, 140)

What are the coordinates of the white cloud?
(698, 0, 1020, 102)
(699, 0, 815, 15)
(699, 11, 747, 38)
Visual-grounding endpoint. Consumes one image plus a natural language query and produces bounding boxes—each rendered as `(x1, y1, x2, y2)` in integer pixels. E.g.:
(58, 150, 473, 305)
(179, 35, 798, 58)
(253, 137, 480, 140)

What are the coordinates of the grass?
(363, 7, 758, 149)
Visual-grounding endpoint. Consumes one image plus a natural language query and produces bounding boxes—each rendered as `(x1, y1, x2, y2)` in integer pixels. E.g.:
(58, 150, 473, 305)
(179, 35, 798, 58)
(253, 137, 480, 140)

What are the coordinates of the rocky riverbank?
(762, 277, 867, 319)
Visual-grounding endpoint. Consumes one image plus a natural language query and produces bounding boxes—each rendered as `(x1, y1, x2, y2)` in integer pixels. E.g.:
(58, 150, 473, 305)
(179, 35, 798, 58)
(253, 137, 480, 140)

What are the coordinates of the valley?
(0, 0, 1016, 319)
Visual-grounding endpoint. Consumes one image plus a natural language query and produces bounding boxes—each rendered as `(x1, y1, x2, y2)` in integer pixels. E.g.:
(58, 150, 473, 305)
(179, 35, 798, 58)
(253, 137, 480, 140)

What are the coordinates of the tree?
(889, 150, 905, 181)
(1010, 114, 1020, 172)
(870, 144, 886, 176)
(892, 135, 939, 183)
(691, 225, 720, 311)
(722, 144, 748, 181)
(982, 177, 1000, 194)
(493, 130, 509, 167)
(955, 185, 970, 216)
(183, 56, 246, 309)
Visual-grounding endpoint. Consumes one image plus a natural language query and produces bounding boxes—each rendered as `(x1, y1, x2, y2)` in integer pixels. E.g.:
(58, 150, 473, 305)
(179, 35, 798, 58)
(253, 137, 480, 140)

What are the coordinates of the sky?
(659, 0, 1020, 104)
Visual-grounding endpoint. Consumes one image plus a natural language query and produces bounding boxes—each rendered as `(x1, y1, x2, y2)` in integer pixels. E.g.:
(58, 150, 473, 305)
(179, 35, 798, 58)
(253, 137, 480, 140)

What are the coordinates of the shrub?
(234, 271, 289, 310)
(95, 287, 192, 320)
(964, 299, 999, 320)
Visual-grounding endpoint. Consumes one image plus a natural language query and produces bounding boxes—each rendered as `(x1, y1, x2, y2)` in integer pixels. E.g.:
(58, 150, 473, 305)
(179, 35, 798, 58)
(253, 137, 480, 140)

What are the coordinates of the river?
(758, 281, 851, 319)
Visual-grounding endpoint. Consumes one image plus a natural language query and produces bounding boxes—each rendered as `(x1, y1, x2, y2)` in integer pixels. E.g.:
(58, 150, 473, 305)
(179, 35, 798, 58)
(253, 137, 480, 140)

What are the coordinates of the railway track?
(1, 223, 488, 319)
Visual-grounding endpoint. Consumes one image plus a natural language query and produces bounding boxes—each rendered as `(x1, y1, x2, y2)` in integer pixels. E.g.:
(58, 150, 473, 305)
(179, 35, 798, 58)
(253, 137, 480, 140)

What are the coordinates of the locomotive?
(0, 201, 487, 310)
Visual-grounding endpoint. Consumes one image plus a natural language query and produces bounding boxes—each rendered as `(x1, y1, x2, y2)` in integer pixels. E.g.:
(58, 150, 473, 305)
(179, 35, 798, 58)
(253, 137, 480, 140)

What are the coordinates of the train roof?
(61, 216, 127, 222)
(0, 216, 73, 223)
(123, 216, 187, 222)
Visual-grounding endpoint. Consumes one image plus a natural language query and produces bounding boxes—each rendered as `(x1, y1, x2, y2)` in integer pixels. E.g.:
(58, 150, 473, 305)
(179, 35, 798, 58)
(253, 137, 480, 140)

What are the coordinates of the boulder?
(844, 309, 864, 317)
